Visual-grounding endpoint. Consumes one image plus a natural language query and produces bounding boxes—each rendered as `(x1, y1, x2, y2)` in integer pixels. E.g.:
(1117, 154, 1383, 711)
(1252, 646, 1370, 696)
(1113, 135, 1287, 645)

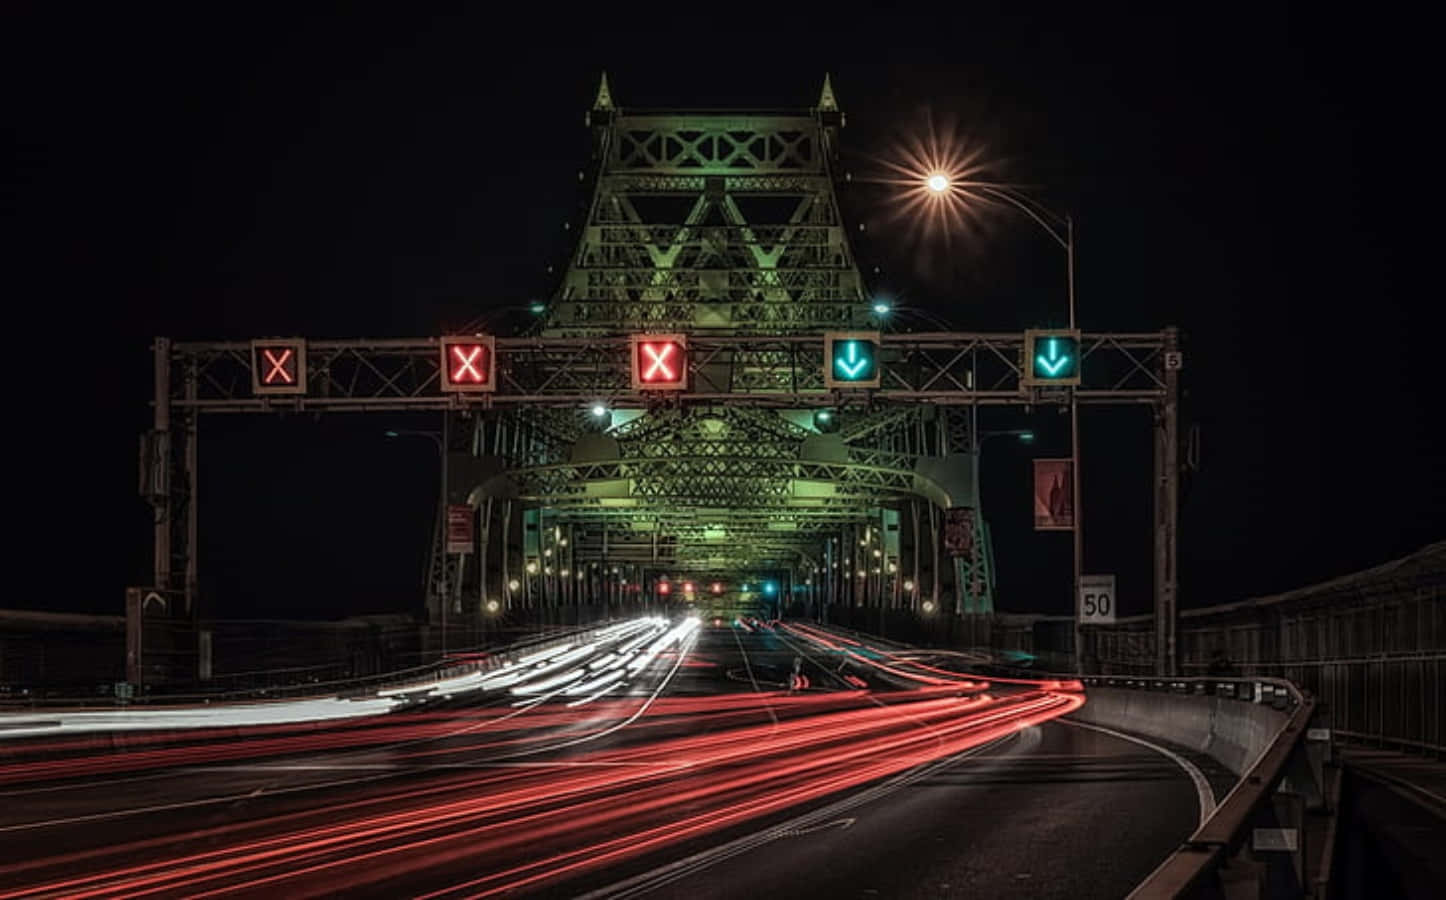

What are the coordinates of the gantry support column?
(184, 359, 198, 617)
(151, 338, 171, 594)
(1154, 327, 1181, 676)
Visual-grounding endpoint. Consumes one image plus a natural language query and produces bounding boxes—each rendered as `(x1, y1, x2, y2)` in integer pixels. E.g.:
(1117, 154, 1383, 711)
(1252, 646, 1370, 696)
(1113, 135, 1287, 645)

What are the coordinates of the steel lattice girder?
(162, 332, 1170, 412)
(546, 509, 876, 531)
(549, 107, 866, 335)
(511, 457, 939, 501)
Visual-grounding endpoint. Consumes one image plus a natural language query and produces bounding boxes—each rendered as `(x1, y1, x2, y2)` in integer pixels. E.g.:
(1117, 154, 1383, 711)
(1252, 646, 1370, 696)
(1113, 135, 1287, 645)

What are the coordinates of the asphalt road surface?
(0, 620, 1208, 898)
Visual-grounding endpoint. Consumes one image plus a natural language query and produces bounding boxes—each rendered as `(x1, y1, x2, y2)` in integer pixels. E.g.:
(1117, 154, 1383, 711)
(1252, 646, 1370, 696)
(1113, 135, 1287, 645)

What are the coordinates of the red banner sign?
(1033, 458, 1075, 531)
(446, 504, 474, 555)
(943, 507, 976, 556)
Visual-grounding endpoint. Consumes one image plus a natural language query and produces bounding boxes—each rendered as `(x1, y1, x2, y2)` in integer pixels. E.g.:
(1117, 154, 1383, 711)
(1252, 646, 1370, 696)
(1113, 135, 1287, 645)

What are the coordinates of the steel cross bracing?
(548, 83, 867, 335)
(143, 77, 1182, 668)
(161, 332, 1169, 412)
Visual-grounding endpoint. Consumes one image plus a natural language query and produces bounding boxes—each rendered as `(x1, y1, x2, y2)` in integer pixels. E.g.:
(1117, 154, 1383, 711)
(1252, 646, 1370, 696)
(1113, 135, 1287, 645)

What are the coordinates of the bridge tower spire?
(542, 79, 869, 336)
(592, 70, 614, 111)
(817, 72, 839, 112)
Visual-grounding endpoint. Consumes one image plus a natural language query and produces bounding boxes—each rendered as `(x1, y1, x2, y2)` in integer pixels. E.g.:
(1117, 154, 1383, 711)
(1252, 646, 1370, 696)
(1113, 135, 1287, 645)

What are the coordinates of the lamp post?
(385, 421, 451, 658)
(938, 179, 1083, 672)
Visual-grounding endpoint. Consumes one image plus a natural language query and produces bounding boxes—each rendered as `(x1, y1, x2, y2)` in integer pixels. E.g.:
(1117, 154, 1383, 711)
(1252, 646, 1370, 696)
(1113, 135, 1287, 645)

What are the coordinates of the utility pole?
(1067, 216, 1085, 676)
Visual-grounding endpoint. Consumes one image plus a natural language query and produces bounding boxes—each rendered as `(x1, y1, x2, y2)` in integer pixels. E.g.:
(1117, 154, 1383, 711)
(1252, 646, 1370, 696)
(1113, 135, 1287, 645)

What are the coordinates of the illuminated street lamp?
(926, 173, 949, 193)
(965, 186, 1080, 662)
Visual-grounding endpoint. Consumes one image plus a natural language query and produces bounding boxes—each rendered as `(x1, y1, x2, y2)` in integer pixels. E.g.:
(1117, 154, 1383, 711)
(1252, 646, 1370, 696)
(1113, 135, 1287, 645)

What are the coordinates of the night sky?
(12, 5, 1439, 620)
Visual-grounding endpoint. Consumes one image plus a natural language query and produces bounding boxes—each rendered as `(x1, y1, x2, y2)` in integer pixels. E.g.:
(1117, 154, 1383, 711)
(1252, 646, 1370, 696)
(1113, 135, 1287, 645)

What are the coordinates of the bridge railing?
(1091, 675, 1333, 900)
(0, 621, 596, 710)
(1081, 549, 1445, 757)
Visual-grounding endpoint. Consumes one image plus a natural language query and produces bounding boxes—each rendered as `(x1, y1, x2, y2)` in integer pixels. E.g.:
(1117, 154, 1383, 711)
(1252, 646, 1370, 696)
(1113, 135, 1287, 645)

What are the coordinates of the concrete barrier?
(1071, 678, 1331, 900)
(1072, 685, 1293, 775)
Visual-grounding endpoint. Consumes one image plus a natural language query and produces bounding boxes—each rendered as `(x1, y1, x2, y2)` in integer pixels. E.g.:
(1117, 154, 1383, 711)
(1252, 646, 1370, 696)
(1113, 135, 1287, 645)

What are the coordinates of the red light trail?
(0, 621, 1083, 898)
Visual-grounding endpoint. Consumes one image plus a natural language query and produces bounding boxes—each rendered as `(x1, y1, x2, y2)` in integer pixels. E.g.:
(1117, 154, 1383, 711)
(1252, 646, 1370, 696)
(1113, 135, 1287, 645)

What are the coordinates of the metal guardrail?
(1103, 676, 1323, 900)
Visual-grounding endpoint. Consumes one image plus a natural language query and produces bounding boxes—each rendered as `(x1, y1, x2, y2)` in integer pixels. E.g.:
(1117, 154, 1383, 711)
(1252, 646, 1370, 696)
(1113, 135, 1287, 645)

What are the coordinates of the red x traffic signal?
(439, 336, 496, 392)
(251, 339, 307, 395)
(630, 334, 687, 390)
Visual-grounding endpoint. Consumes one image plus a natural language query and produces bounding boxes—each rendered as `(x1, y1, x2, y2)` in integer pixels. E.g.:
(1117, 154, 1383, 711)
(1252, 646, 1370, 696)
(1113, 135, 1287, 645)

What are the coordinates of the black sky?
(11, 4, 1439, 620)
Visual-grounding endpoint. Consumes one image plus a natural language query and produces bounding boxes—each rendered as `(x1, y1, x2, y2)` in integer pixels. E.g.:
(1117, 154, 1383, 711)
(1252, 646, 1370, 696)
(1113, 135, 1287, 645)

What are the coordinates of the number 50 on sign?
(1078, 574, 1116, 624)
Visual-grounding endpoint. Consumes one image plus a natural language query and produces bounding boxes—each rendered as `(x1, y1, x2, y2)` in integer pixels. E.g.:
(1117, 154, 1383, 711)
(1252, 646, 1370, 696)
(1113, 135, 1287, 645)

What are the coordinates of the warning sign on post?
(446, 505, 474, 555)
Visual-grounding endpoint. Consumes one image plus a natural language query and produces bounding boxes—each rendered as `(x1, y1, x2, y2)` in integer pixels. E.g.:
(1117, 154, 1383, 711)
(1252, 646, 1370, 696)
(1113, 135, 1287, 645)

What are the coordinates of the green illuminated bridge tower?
(459, 73, 999, 623)
(147, 74, 1180, 667)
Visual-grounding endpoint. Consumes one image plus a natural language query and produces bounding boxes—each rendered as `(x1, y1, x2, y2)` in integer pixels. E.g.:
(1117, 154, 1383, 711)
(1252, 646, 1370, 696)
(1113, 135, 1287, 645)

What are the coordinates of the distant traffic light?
(710, 581, 724, 595)
(631, 334, 688, 390)
(763, 581, 778, 595)
(1023, 330, 1081, 386)
(823, 332, 881, 389)
(439, 336, 497, 392)
(251, 339, 307, 395)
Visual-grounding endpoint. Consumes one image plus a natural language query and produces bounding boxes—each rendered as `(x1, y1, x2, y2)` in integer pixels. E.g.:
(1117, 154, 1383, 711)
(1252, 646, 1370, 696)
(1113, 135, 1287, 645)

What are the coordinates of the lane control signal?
(1023, 329, 1082, 387)
(439, 336, 497, 392)
(823, 331, 881, 389)
(631, 334, 688, 390)
(251, 338, 307, 395)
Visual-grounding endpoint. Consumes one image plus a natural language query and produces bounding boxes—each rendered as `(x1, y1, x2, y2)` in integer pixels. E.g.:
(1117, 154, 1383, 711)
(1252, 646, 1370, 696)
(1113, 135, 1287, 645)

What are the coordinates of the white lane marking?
(575, 729, 1025, 900)
(181, 761, 692, 771)
(731, 625, 779, 731)
(776, 817, 854, 838)
(1057, 717, 1216, 829)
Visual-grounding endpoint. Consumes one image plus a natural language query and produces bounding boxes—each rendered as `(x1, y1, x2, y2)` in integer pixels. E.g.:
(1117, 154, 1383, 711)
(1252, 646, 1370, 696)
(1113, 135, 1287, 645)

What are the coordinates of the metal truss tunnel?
(141, 73, 1181, 664)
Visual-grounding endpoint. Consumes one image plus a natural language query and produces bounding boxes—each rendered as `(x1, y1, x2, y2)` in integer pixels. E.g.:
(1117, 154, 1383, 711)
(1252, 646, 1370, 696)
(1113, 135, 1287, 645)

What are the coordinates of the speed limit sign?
(1079, 574, 1117, 624)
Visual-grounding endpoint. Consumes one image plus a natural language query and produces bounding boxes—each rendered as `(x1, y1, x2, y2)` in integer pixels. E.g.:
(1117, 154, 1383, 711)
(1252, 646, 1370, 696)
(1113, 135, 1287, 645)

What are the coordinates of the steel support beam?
(1154, 327, 1182, 675)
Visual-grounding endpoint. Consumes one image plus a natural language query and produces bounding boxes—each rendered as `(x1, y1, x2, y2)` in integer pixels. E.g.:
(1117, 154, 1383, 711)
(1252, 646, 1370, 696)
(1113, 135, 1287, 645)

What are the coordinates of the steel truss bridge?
(140, 73, 1185, 674)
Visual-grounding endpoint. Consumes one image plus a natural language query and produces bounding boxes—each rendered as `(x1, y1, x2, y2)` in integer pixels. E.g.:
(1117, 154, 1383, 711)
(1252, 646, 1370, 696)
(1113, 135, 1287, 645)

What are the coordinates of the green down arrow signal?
(1036, 338, 1073, 377)
(836, 341, 872, 378)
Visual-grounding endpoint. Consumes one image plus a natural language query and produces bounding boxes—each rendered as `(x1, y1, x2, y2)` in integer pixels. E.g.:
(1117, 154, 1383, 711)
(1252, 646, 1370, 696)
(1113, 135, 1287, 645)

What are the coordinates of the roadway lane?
(0, 621, 1202, 898)
(574, 719, 1202, 900)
